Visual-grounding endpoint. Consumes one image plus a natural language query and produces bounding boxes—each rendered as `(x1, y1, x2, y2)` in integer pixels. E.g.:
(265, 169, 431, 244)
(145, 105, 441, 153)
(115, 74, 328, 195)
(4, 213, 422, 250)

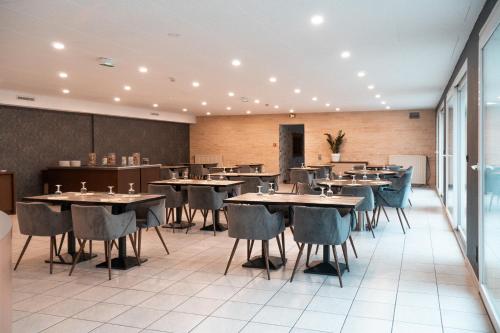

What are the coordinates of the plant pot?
(331, 153, 341, 162)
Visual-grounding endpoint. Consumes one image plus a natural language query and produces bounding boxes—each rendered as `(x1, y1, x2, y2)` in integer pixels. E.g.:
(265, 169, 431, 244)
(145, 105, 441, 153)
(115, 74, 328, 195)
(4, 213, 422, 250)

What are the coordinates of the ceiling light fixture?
(294, 88, 301, 94)
(58, 72, 68, 79)
(192, 81, 200, 87)
(246, 110, 251, 114)
(310, 15, 324, 25)
(201, 101, 207, 106)
(312, 96, 318, 101)
(367, 85, 375, 90)
(52, 41, 65, 50)
(138, 66, 148, 73)
(357, 71, 366, 78)
(381, 101, 386, 105)
(269, 76, 277, 83)
(325, 103, 330, 107)
(274, 105, 279, 109)
(289, 109, 295, 113)
(61, 89, 70, 94)
(375, 94, 381, 99)
(385, 106, 391, 109)
(254, 99, 260, 104)
(335, 107, 341, 111)
(153, 104, 159, 108)
(228, 91, 235, 97)
(123, 85, 131, 91)
(231, 59, 241, 67)
(340, 51, 351, 59)
(206, 112, 211, 115)
(226, 106, 232, 111)
(114, 97, 121, 102)
(182, 108, 188, 112)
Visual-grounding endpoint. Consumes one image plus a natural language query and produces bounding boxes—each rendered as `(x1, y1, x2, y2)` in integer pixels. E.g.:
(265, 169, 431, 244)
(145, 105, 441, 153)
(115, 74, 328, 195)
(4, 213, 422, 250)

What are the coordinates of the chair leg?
(408, 198, 413, 207)
(365, 211, 375, 238)
(290, 243, 305, 282)
(289, 226, 300, 249)
(106, 240, 112, 280)
(224, 238, 239, 275)
(154, 226, 169, 254)
(263, 240, 270, 280)
(341, 242, 349, 272)
(69, 239, 87, 276)
(212, 210, 216, 236)
(281, 232, 286, 254)
(14, 236, 32, 270)
(166, 208, 172, 225)
(128, 234, 141, 266)
(332, 245, 343, 287)
(291, 183, 296, 193)
(276, 236, 285, 266)
(57, 233, 66, 256)
(49, 236, 55, 274)
(202, 210, 208, 228)
(137, 228, 142, 259)
(89, 240, 93, 258)
(104, 240, 108, 260)
(401, 208, 411, 229)
(376, 205, 382, 226)
(247, 240, 254, 260)
(382, 206, 390, 222)
(349, 235, 358, 258)
(306, 244, 312, 268)
(315, 244, 319, 255)
(395, 208, 406, 234)
(186, 209, 197, 234)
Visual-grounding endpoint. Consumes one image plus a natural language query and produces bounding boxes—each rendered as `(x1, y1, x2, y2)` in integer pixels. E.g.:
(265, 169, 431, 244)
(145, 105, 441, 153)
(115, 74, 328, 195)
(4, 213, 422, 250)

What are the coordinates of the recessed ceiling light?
(246, 110, 251, 114)
(58, 72, 68, 79)
(231, 59, 241, 67)
(182, 108, 188, 112)
(375, 94, 381, 99)
(310, 15, 324, 25)
(153, 103, 159, 108)
(254, 99, 260, 104)
(497, 95, 500, 99)
(294, 88, 301, 94)
(206, 112, 211, 115)
(52, 41, 65, 50)
(335, 107, 341, 111)
(123, 85, 131, 91)
(289, 109, 295, 113)
(325, 103, 330, 107)
(274, 105, 279, 109)
(340, 51, 351, 59)
(385, 106, 391, 109)
(367, 85, 375, 90)
(114, 97, 121, 102)
(228, 91, 235, 97)
(269, 76, 277, 83)
(357, 71, 366, 78)
(486, 102, 497, 105)
(138, 66, 148, 73)
(226, 106, 232, 111)
(201, 101, 207, 106)
(381, 101, 386, 105)
(312, 96, 318, 101)
(61, 89, 70, 94)
(192, 81, 200, 87)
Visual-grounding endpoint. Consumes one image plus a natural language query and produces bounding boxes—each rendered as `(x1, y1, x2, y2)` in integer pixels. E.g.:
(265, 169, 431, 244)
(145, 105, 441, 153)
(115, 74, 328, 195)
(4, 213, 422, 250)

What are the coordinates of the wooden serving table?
(224, 193, 363, 276)
(23, 192, 165, 270)
(43, 164, 161, 194)
(149, 179, 244, 232)
(0, 171, 15, 214)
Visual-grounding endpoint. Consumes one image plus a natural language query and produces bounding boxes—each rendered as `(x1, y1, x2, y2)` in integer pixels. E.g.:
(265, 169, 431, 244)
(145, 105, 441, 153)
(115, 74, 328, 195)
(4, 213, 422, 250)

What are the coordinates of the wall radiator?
(194, 154, 222, 165)
(389, 154, 428, 185)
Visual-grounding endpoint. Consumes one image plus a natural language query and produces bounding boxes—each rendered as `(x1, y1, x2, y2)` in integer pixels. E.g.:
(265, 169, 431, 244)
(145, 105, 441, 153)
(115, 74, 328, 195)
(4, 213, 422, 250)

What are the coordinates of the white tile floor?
(9, 186, 495, 333)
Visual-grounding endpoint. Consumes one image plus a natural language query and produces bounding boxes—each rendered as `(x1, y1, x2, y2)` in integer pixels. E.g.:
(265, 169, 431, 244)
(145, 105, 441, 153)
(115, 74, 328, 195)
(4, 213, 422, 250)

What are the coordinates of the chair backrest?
(71, 205, 136, 240)
(289, 169, 312, 184)
(135, 199, 166, 227)
(340, 185, 374, 211)
(187, 186, 225, 210)
(16, 202, 72, 236)
(161, 168, 173, 180)
(190, 164, 206, 178)
(353, 164, 365, 170)
(226, 204, 284, 240)
(387, 165, 402, 171)
(297, 182, 320, 195)
(148, 184, 184, 207)
(238, 165, 252, 173)
(293, 206, 351, 245)
(240, 177, 268, 194)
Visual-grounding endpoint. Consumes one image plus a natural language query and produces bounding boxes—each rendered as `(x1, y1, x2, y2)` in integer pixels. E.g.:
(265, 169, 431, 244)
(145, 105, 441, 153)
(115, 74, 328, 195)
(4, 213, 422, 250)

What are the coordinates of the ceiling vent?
(98, 57, 115, 67)
(240, 97, 249, 102)
(150, 112, 160, 116)
(409, 112, 420, 119)
(17, 95, 35, 101)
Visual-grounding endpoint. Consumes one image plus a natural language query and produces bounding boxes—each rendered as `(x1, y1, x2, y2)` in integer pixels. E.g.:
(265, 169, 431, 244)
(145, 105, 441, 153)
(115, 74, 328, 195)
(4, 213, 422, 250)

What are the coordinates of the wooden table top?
(210, 172, 280, 177)
(149, 179, 244, 187)
(236, 163, 264, 167)
(308, 164, 333, 168)
(366, 165, 402, 170)
(344, 170, 396, 176)
(289, 167, 320, 171)
(24, 192, 165, 205)
(224, 193, 363, 208)
(318, 179, 392, 187)
(161, 165, 189, 169)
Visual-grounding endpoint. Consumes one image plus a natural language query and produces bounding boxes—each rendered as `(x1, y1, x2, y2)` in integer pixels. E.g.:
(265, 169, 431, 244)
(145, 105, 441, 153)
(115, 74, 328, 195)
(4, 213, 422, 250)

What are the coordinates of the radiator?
(194, 154, 222, 165)
(389, 154, 427, 185)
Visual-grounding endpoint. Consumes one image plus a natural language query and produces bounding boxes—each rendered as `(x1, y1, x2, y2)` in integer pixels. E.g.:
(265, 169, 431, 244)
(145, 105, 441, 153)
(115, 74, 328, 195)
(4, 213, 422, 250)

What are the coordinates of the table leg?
(163, 188, 194, 230)
(242, 240, 286, 270)
(303, 245, 346, 276)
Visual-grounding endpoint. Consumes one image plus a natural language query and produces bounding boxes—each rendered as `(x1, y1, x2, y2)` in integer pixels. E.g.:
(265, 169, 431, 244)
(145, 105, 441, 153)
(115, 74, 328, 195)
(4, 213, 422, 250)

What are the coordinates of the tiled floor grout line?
(389, 213, 406, 333)
(429, 208, 446, 332)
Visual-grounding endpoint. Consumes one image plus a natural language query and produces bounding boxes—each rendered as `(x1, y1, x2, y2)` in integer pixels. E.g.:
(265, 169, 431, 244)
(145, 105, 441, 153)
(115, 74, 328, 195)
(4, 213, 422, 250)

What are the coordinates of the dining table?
(365, 165, 403, 170)
(236, 163, 264, 172)
(224, 192, 363, 276)
(149, 179, 244, 232)
(23, 192, 165, 270)
(209, 172, 281, 190)
(344, 169, 397, 177)
(308, 164, 333, 178)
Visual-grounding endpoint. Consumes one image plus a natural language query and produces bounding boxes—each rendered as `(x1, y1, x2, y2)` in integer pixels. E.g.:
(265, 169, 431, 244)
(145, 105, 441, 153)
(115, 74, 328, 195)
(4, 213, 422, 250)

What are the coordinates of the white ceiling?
(0, 0, 486, 116)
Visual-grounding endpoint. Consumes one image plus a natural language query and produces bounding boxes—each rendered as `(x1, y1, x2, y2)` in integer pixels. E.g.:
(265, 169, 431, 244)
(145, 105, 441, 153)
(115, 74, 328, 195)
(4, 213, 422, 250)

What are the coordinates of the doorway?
(279, 124, 304, 182)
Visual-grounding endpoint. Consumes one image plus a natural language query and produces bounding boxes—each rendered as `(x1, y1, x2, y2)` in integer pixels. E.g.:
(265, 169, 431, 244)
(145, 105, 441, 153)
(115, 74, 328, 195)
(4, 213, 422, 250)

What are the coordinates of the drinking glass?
(257, 185, 263, 195)
(376, 173, 380, 180)
(108, 186, 114, 195)
(319, 187, 326, 198)
(301, 163, 305, 169)
(128, 183, 135, 195)
(326, 184, 334, 197)
(55, 184, 62, 195)
(172, 172, 177, 180)
(219, 173, 224, 180)
(362, 174, 368, 180)
(351, 175, 356, 184)
(207, 174, 212, 181)
(255, 167, 259, 174)
(229, 168, 234, 173)
(80, 181, 87, 195)
(268, 183, 275, 195)
(338, 174, 343, 180)
(183, 170, 189, 179)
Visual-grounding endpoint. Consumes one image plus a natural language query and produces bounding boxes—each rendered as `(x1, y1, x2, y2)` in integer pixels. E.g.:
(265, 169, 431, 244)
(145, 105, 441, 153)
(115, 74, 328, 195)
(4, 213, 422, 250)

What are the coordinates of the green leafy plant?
(324, 130, 345, 154)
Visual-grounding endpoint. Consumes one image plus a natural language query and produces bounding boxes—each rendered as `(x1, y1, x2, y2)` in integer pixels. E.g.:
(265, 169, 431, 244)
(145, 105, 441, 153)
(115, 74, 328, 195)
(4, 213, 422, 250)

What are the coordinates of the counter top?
(46, 164, 161, 171)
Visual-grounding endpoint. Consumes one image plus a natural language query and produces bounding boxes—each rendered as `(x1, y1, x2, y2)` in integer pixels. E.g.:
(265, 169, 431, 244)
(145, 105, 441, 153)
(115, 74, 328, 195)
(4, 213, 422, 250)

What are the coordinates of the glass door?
(445, 92, 457, 227)
(479, 7, 500, 331)
(437, 105, 445, 198)
(457, 76, 468, 240)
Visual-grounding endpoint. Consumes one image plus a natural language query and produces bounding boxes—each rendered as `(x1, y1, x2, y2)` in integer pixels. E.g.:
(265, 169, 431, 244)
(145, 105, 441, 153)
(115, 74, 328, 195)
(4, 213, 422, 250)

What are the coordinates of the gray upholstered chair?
(240, 177, 269, 194)
(341, 186, 376, 238)
(148, 184, 188, 233)
(135, 199, 169, 259)
(209, 167, 224, 173)
(237, 165, 253, 173)
(69, 205, 139, 279)
(15, 202, 73, 274)
(289, 170, 313, 193)
(387, 165, 402, 171)
(353, 164, 366, 170)
(290, 206, 352, 287)
(190, 164, 208, 179)
(186, 186, 228, 236)
(224, 204, 285, 279)
(376, 169, 413, 233)
(161, 168, 174, 180)
(297, 182, 321, 195)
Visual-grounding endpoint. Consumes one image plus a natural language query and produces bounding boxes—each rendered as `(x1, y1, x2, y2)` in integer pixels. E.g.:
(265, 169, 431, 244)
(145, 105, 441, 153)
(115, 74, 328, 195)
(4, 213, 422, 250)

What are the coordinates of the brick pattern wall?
(190, 109, 436, 185)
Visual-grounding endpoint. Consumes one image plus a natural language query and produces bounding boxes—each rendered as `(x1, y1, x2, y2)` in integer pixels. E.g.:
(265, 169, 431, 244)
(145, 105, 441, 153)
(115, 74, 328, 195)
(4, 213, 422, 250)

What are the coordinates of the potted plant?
(324, 130, 345, 162)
